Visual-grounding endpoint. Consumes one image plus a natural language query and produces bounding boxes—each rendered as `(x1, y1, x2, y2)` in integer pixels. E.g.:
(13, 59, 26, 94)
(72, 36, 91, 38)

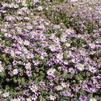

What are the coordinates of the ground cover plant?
(0, 0, 101, 101)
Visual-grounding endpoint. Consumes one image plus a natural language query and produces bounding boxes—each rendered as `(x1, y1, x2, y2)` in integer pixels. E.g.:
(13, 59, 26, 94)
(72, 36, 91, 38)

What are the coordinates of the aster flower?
(12, 69, 18, 75)
(23, 40, 30, 46)
(2, 92, 9, 98)
(47, 68, 56, 78)
(0, 1, 101, 100)
(31, 94, 38, 101)
(10, 50, 15, 57)
(70, 0, 78, 2)
(60, 34, 67, 42)
(37, 6, 43, 11)
(56, 53, 63, 61)
(26, 70, 32, 77)
(17, 7, 30, 16)
(75, 63, 85, 71)
(61, 90, 73, 97)
(88, 66, 97, 73)
(65, 42, 71, 47)
(25, 62, 31, 70)
(17, 96, 25, 101)
(89, 43, 96, 49)
(4, 16, 16, 22)
(55, 85, 63, 91)
(49, 95, 56, 101)
(89, 87, 97, 93)
(49, 44, 57, 52)
(33, 0, 40, 3)
(79, 96, 87, 101)
(29, 84, 38, 93)
(61, 82, 68, 88)
(26, 98, 31, 101)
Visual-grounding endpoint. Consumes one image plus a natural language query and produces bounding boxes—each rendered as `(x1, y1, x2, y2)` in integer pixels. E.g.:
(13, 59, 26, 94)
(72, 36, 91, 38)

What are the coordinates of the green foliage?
(89, 52, 100, 60)
(34, 54, 41, 60)
(62, 71, 69, 80)
(3, 39, 12, 47)
(69, 16, 82, 33)
(0, 11, 5, 22)
(44, 10, 61, 24)
(5, 85, 17, 98)
(3, 98, 9, 101)
(71, 38, 87, 48)
(0, 32, 4, 37)
(0, 32, 12, 47)
(52, 0, 65, 4)
(44, 9, 76, 29)
(0, 54, 13, 65)
(44, 29, 55, 34)
(61, 96, 70, 101)
(26, 0, 33, 9)
(17, 77, 25, 85)
(0, 72, 6, 78)
(74, 95, 79, 101)
(38, 90, 49, 101)
(41, 91, 47, 96)
(39, 95, 47, 101)
(0, 0, 100, 100)
(12, 76, 25, 85)
(41, 0, 65, 5)
(75, 73, 84, 84)
(35, 71, 45, 83)
(44, 9, 97, 34)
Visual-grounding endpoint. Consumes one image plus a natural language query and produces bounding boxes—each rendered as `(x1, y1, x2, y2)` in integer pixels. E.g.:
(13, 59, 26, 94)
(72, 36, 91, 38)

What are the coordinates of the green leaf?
(0, 72, 6, 78)
(41, 91, 48, 97)
(4, 39, 12, 47)
(18, 78, 25, 85)
(13, 77, 17, 83)
(61, 96, 70, 101)
(71, 38, 87, 48)
(27, 0, 33, 9)
(63, 72, 69, 80)
(39, 95, 47, 101)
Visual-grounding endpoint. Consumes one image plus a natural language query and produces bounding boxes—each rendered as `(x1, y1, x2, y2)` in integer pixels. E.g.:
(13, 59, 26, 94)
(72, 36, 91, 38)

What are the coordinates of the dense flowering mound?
(0, 0, 101, 101)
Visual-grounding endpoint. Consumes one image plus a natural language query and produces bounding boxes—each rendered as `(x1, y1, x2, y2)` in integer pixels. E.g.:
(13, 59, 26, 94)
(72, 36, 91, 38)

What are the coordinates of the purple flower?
(61, 91, 73, 97)
(79, 96, 87, 101)
(26, 70, 32, 77)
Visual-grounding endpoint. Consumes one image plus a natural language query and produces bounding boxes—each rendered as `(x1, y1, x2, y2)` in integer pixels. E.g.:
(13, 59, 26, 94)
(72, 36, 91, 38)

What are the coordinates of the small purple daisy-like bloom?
(17, 96, 25, 101)
(61, 91, 73, 97)
(26, 70, 32, 77)
(31, 94, 38, 101)
(79, 96, 87, 101)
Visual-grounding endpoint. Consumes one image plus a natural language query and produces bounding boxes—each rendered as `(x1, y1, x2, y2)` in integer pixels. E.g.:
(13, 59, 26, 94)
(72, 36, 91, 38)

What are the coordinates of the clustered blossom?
(0, 0, 101, 101)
